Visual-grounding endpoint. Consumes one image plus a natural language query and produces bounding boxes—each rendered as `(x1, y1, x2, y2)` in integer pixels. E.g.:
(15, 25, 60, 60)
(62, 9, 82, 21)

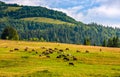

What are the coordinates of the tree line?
(1, 25, 119, 47)
(102, 36, 120, 47)
(0, 19, 120, 47)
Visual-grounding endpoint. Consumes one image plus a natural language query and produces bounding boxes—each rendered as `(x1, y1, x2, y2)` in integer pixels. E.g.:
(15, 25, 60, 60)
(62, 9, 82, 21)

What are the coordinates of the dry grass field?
(0, 40, 120, 77)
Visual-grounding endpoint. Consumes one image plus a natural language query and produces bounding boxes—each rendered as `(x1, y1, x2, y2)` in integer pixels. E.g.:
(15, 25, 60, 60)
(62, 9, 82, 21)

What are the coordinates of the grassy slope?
(0, 40, 120, 77)
(21, 17, 75, 25)
(4, 6, 21, 12)
(1, 5, 74, 25)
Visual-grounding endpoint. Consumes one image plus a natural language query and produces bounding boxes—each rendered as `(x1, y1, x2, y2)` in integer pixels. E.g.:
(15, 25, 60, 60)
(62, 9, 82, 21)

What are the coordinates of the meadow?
(0, 40, 120, 77)
(21, 17, 74, 25)
(4, 6, 22, 12)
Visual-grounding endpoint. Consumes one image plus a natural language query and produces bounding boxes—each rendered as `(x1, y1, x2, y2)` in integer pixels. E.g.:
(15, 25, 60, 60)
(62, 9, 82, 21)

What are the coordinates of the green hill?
(0, 1, 120, 46)
(3, 6, 21, 12)
(0, 1, 76, 23)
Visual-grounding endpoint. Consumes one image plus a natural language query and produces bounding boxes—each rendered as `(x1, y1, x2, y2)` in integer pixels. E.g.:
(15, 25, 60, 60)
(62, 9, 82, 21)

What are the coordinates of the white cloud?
(86, 5, 120, 19)
(1, 0, 120, 28)
(45, 0, 120, 28)
(51, 6, 84, 21)
(1, 0, 44, 6)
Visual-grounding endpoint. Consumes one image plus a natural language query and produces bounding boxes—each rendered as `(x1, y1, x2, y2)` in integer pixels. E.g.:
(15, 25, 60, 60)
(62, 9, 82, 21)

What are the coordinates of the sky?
(1, 0, 120, 28)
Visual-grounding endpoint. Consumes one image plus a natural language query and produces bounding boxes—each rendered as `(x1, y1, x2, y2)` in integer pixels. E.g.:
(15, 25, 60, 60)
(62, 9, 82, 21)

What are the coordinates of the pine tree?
(84, 38, 91, 45)
(1, 26, 19, 40)
(107, 38, 113, 47)
(107, 36, 119, 47)
(113, 36, 119, 47)
(102, 39, 107, 47)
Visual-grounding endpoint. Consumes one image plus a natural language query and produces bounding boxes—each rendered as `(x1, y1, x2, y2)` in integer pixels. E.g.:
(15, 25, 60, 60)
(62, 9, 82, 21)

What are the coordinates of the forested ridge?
(0, 1, 76, 23)
(0, 1, 120, 47)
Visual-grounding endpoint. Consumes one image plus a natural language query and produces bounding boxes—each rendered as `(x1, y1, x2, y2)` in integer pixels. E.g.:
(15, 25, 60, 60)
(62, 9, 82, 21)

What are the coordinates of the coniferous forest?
(0, 1, 120, 47)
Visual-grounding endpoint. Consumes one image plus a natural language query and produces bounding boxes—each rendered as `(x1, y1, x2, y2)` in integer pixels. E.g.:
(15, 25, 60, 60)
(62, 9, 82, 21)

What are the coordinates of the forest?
(0, 1, 120, 47)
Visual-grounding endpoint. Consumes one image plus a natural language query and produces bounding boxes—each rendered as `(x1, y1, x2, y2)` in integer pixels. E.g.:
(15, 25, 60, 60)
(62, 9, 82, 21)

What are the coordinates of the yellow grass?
(1, 40, 119, 52)
(0, 40, 120, 77)
(21, 17, 75, 25)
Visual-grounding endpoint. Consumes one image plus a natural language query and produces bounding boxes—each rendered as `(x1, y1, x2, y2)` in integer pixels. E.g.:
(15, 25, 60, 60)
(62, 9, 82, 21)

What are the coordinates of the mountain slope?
(0, 1, 76, 23)
(0, 1, 120, 46)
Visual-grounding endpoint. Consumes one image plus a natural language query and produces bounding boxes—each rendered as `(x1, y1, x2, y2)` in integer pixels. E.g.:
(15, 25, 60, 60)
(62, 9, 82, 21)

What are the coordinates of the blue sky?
(1, 0, 120, 28)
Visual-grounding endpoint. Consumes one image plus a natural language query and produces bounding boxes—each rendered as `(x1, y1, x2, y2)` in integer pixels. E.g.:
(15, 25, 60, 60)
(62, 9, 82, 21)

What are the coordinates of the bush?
(1, 26, 19, 40)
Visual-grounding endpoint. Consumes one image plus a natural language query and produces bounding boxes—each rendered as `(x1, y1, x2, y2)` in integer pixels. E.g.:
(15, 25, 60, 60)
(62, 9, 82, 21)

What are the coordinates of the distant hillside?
(0, 1, 120, 46)
(21, 17, 74, 25)
(0, 1, 76, 23)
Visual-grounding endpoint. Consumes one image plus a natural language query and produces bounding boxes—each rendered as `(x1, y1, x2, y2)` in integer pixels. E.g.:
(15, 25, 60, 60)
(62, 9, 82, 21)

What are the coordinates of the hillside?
(0, 1, 120, 46)
(0, 40, 120, 77)
(0, 1, 76, 23)
(21, 17, 74, 25)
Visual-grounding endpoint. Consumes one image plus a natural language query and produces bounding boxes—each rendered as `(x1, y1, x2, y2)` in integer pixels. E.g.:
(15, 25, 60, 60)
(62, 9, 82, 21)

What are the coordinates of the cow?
(69, 62, 74, 66)
(14, 48, 19, 51)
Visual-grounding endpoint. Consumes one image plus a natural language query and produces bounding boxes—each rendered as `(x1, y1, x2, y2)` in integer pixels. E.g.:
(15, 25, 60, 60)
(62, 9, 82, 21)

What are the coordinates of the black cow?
(69, 62, 74, 66)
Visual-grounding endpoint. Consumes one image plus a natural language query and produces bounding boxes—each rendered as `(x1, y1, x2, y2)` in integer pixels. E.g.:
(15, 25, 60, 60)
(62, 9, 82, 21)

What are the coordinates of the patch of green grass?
(0, 60, 17, 68)
(21, 17, 75, 25)
(21, 56, 29, 59)
(4, 6, 21, 12)
(22, 70, 60, 77)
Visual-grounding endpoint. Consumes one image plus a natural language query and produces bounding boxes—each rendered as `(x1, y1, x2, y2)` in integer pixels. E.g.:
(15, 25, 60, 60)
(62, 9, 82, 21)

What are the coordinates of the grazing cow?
(46, 50, 49, 51)
(14, 48, 19, 51)
(9, 50, 13, 52)
(49, 50, 53, 54)
(73, 56, 77, 61)
(36, 52, 38, 54)
(66, 48, 69, 50)
(61, 54, 66, 57)
(63, 57, 69, 61)
(54, 48, 58, 50)
(67, 54, 71, 56)
(42, 51, 45, 54)
(76, 50, 80, 53)
(46, 55, 50, 58)
(25, 49, 27, 51)
(59, 49, 63, 52)
(24, 47, 28, 51)
(32, 49, 35, 51)
(49, 48, 52, 51)
(85, 50, 89, 53)
(42, 51, 49, 55)
(69, 62, 74, 66)
(56, 55, 62, 58)
(39, 55, 42, 57)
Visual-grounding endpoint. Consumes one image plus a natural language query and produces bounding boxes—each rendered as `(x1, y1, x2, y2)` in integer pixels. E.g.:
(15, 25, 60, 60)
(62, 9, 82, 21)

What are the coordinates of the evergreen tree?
(84, 38, 91, 45)
(107, 36, 119, 47)
(102, 39, 107, 47)
(1, 26, 19, 40)
(112, 36, 119, 47)
(107, 38, 113, 47)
